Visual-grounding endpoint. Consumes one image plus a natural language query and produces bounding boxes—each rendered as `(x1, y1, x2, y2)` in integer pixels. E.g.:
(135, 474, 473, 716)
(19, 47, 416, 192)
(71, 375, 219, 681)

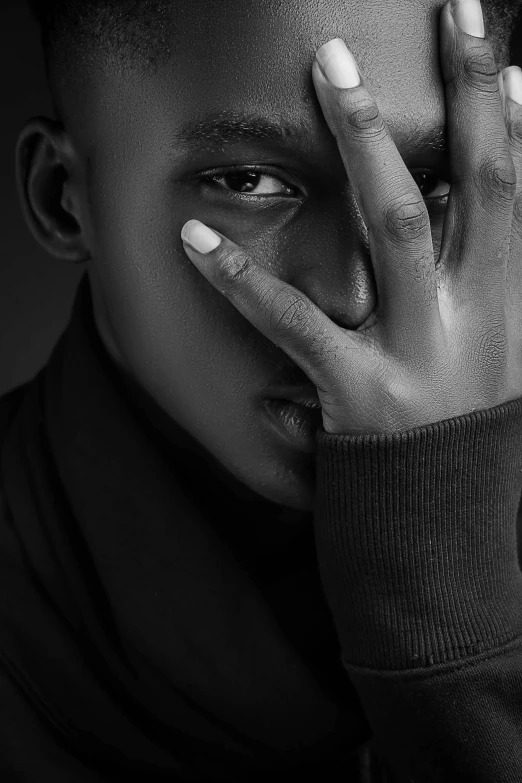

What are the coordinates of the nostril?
(329, 294, 378, 330)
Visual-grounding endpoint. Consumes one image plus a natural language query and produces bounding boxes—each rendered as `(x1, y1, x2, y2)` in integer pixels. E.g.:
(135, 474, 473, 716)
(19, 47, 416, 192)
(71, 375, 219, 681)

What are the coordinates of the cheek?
(83, 170, 217, 387)
(82, 152, 345, 388)
(83, 162, 294, 392)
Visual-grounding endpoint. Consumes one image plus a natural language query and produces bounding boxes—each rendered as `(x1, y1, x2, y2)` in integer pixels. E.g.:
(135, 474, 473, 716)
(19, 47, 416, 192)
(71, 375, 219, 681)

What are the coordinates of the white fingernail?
(450, 0, 485, 39)
(503, 66, 522, 106)
(181, 220, 221, 254)
(316, 38, 361, 89)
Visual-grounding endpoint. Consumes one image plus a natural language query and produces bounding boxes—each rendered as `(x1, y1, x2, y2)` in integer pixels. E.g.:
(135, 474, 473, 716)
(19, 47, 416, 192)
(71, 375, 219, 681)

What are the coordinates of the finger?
(501, 67, 522, 305)
(438, 0, 516, 286)
(312, 40, 439, 335)
(180, 219, 359, 394)
(502, 67, 522, 197)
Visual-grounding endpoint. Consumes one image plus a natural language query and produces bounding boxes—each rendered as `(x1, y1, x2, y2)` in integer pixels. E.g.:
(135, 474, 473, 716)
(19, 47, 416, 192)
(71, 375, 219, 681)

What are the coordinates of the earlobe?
(15, 116, 90, 263)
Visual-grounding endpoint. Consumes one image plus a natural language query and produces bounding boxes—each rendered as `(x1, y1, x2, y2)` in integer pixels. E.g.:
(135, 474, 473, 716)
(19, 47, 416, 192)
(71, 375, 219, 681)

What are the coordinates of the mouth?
(262, 393, 323, 454)
(263, 384, 322, 408)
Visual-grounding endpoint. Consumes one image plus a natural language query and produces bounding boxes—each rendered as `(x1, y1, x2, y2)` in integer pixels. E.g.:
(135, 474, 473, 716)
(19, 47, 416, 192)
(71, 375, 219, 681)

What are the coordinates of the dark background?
(1, 3, 521, 396)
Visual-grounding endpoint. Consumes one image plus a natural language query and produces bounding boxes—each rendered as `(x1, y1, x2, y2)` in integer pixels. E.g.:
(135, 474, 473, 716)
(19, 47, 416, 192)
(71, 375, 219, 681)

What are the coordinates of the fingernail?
(503, 66, 522, 105)
(181, 220, 222, 254)
(315, 38, 360, 89)
(450, 0, 485, 38)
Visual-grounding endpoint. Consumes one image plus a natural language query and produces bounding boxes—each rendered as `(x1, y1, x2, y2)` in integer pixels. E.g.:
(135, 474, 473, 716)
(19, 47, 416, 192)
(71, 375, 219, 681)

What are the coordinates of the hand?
(181, 0, 522, 436)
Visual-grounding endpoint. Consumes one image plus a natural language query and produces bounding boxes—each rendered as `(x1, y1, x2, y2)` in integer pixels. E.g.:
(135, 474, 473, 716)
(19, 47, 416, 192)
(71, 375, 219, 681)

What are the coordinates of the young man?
(2, 0, 522, 779)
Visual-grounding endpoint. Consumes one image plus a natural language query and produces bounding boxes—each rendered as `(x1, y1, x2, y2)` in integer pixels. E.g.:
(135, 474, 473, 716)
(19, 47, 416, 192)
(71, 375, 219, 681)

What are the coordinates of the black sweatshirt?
(1, 274, 522, 782)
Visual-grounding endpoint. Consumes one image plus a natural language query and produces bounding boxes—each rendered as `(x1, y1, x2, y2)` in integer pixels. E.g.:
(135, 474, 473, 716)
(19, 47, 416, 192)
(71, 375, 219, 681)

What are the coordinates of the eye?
(208, 169, 298, 197)
(411, 169, 450, 201)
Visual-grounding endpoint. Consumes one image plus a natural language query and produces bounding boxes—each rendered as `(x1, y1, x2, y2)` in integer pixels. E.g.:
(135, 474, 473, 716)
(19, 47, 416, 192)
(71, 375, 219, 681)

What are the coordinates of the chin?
(245, 459, 316, 512)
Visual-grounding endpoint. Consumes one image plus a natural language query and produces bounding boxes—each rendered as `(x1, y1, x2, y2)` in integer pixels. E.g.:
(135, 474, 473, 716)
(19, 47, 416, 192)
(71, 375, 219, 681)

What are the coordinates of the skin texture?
(181, 14, 522, 437)
(15, 0, 522, 516)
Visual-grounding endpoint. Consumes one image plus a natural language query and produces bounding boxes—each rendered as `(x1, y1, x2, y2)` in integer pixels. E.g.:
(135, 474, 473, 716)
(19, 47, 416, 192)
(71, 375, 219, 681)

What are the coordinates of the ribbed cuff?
(314, 398, 522, 671)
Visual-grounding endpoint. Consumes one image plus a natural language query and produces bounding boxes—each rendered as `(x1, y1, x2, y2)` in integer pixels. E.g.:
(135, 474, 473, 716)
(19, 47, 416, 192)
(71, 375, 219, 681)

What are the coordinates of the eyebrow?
(403, 122, 448, 154)
(172, 111, 314, 152)
(172, 111, 448, 156)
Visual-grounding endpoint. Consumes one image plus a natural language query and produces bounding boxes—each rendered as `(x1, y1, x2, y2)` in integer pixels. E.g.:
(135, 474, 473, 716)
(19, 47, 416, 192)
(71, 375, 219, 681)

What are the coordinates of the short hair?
(28, 0, 522, 122)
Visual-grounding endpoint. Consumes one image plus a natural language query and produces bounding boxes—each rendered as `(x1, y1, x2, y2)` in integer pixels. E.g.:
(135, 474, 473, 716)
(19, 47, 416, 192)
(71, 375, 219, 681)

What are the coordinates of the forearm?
(314, 396, 522, 781)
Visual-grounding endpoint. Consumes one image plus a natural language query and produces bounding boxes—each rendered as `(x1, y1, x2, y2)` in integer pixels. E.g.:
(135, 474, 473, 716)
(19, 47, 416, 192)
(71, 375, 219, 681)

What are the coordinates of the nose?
(288, 193, 378, 330)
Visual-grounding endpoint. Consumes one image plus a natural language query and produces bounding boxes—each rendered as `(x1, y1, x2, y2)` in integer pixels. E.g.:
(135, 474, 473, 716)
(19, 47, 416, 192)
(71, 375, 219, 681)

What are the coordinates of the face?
(66, 0, 451, 512)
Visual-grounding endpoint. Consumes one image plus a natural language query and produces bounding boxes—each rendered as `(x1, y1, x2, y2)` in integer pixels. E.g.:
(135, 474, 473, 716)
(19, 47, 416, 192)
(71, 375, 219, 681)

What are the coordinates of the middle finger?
(312, 39, 440, 336)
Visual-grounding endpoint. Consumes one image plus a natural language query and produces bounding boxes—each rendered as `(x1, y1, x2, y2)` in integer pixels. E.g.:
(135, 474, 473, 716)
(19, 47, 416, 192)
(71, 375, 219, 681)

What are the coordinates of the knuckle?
(383, 193, 430, 242)
(476, 154, 517, 203)
(462, 47, 499, 93)
(344, 101, 386, 140)
(270, 295, 311, 336)
(218, 249, 251, 287)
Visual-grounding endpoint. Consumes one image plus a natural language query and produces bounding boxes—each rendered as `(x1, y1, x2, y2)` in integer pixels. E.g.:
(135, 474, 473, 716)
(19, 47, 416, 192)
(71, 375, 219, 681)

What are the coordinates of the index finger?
(180, 219, 356, 396)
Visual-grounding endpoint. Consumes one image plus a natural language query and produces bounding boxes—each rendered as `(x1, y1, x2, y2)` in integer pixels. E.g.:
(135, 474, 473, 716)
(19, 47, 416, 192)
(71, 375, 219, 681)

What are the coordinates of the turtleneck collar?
(0, 274, 369, 779)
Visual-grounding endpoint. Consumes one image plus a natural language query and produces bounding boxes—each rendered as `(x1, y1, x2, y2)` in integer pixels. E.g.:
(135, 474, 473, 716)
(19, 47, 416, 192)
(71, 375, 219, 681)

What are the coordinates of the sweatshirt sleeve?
(313, 396, 522, 783)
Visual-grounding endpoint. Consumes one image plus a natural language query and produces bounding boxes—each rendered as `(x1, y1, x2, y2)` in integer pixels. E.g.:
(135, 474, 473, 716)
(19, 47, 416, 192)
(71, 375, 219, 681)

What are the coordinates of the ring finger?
(502, 67, 522, 231)
(501, 67, 522, 333)
(438, 0, 516, 290)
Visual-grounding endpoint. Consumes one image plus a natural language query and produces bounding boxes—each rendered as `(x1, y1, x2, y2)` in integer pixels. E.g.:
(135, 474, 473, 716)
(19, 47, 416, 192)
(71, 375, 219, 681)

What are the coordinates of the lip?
(262, 396, 323, 454)
(263, 384, 321, 408)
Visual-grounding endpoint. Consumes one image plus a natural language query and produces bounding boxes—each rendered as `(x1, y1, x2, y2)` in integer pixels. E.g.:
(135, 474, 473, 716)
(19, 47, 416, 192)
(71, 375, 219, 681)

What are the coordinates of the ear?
(15, 117, 90, 263)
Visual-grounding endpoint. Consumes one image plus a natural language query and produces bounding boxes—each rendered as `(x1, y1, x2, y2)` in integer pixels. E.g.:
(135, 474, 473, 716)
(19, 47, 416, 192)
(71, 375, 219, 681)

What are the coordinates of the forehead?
(72, 0, 446, 155)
